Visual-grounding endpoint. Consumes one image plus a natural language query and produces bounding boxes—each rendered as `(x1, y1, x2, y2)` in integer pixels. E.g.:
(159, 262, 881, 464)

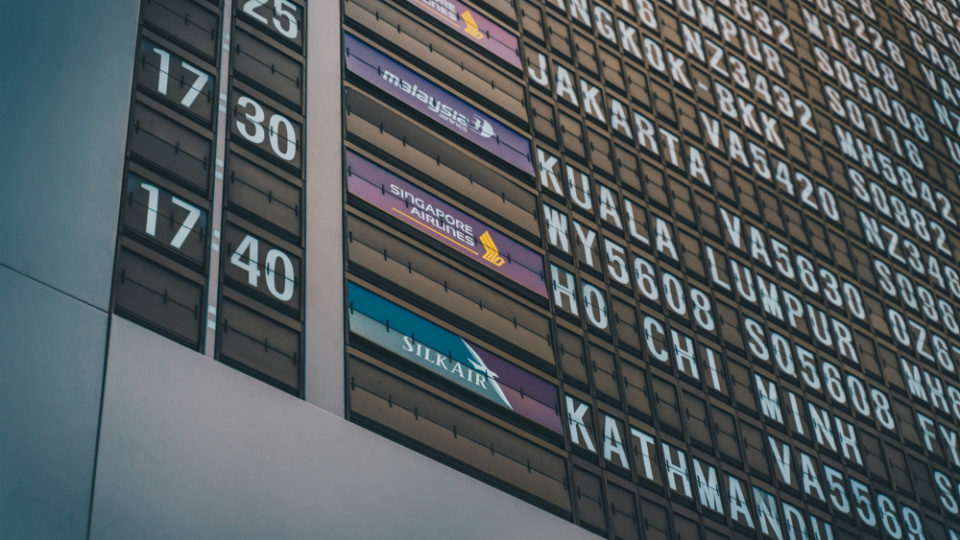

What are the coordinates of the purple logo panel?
(404, 0, 522, 69)
(347, 150, 547, 296)
(343, 32, 533, 175)
(348, 282, 563, 434)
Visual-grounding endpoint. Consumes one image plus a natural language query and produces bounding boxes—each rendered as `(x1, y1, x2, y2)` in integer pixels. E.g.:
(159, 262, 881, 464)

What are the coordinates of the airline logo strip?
(346, 150, 547, 297)
(343, 32, 534, 175)
(348, 282, 563, 434)
(404, 0, 522, 69)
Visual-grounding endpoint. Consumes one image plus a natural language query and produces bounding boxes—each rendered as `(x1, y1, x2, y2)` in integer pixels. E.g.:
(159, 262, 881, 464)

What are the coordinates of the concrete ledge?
(89, 316, 593, 540)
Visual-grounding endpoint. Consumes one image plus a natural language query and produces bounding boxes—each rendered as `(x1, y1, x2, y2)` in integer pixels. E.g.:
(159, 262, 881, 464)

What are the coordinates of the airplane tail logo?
(479, 231, 506, 267)
(472, 116, 496, 138)
(461, 11, 484, 40)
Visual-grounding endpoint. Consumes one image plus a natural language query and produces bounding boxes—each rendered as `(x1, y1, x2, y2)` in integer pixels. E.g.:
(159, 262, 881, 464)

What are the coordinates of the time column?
(214, 0, 306, 396)
(111, 0, 222, 351)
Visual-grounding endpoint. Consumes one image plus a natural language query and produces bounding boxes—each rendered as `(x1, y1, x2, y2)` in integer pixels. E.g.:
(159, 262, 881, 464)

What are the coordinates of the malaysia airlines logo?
(381, 68, 497, 139)
(472, 116, 495, 138)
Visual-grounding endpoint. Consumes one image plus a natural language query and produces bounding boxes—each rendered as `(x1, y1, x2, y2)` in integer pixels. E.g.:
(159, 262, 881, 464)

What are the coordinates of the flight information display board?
(341, 0, 960, 537)
(111, 0, 307, 395)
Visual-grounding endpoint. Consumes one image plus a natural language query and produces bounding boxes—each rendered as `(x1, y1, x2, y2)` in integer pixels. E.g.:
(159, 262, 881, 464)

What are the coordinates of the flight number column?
(213, 0, 307, 396)
(111, 0, 223, 351)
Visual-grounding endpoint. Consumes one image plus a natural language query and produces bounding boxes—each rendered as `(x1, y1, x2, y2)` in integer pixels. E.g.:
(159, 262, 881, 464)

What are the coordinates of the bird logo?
(461, 10, 484, 40)
(479, 231, 506, 267)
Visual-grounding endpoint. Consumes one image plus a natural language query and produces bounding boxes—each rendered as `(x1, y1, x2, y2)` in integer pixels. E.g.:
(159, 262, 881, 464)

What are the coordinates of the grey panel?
(114, 246, 205, 349)
(303, 0, 344, 414)
(135, 37, 217, 126)
(229, 87, 302, 174)
(142, 0, 220, 62)
(231, 27, 303, 111)
(121, 174, 209, 268)
(224, 151, 303, 241)
(235, 0, 305, 53)
(90, 317, 594, 539)
(221, 221, 302, 316)
(0, 0, 139, 310)
(129, 102, 213, 195)
(0, 266, 108, 539)
(218, 296, 301, 392)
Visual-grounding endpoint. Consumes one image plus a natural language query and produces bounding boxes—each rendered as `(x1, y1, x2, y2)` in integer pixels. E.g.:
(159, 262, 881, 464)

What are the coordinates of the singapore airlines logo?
(415, 1, 485, 42)
(479, 231, 505, 267)
(461, 10, 484, 40)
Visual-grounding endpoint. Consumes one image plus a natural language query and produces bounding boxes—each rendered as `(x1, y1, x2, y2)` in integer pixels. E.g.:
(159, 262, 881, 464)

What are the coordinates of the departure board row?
(342, 0, 960, 538)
